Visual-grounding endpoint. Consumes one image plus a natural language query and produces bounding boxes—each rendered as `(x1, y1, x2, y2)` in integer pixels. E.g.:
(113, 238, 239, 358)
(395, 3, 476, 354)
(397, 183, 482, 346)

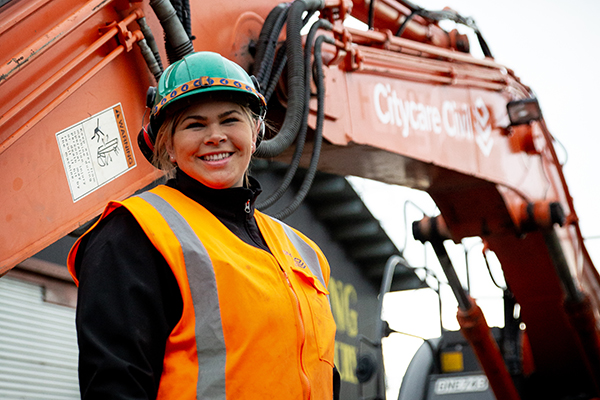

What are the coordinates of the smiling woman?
(163, 100, 256, 189)
(66, 52, 339, 400)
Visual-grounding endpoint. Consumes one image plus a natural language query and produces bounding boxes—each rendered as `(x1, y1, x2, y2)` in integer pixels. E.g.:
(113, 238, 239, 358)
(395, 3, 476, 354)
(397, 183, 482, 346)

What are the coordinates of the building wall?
(0, 268, 79, 399)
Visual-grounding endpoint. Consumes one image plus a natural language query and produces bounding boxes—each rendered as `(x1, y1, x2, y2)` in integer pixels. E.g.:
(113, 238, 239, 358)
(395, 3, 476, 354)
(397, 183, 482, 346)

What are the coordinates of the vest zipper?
(244, 201, 268, 251)
(282, 269, 311, 399)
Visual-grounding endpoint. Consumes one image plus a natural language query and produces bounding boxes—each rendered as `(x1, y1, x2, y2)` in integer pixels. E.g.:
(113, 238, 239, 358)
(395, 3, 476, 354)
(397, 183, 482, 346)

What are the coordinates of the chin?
(200, 179, 242, 189)
(184, 168, 244, 189)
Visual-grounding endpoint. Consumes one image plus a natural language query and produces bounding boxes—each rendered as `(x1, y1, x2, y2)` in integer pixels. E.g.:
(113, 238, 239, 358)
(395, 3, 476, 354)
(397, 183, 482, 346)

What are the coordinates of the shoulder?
(86, 206, 141, 245)
(73, 206, 153, 275)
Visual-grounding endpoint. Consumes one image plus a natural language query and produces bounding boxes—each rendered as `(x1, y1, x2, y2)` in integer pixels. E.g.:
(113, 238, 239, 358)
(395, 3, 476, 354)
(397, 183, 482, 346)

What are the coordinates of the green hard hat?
(150, 51, 266, 125)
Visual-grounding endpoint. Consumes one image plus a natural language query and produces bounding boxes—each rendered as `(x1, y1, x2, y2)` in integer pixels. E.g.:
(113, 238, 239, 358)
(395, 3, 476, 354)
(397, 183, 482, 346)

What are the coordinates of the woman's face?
(167, 99, 257, 189)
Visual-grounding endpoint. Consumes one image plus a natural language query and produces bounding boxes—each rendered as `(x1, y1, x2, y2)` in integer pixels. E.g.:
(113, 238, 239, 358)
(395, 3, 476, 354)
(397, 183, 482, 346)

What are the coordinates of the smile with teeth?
(201, 152, 232, 161)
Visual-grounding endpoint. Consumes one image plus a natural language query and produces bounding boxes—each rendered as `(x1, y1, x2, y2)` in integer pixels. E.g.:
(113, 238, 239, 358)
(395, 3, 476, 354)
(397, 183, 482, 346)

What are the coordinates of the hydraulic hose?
(169, 0, 192, 39)
(181, 0, 192, 38)
(166, 0, 192, 63)
(263, 9, 319, 102)
(257, 18, 332, 211)
(255, 3, 318, 89)
(170, 0, 183, 24)
(273, 34, 333, 220)
(136, 16, 163, 72)
(395, 5, 493, 57)
(149, 0, 194, 63)
(368, 0, 375, 30)
(475, 30, 493, 58)
(253, 3, 288, 76)
(137, 39, 162, 82)
(254, 0, 325, 158)
(263, 43, 287, 103)
(256, 5, 290, 89)
(395, 11, 418, 37)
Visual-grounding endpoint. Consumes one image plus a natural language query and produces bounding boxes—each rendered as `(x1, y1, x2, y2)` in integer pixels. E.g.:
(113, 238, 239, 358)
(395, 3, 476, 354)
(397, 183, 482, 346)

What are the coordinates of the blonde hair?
(152, 99, 260, 181)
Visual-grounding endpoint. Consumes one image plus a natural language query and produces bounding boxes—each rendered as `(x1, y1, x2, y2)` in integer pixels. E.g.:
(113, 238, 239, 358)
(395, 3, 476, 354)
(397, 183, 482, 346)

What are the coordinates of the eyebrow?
(181, 109, 241, 123)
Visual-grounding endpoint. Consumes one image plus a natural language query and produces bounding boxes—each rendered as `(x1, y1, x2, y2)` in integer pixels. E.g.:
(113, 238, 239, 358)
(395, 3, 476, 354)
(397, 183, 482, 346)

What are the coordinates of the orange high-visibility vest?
(68, 185, 336, 400)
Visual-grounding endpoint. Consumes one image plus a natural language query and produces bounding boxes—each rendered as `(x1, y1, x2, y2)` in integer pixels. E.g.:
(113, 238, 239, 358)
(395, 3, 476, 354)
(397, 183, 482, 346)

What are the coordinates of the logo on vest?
(294, 257, 307, 269)
(284, 250, 307, 269)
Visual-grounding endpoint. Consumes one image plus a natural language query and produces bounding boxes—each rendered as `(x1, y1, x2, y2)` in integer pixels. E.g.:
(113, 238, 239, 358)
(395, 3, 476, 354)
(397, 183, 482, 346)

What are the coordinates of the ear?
(253, 119, 261, 139)
(250, 120, 259, 153)
(254, 118, 265, 152)
(165, 139, 175, 162)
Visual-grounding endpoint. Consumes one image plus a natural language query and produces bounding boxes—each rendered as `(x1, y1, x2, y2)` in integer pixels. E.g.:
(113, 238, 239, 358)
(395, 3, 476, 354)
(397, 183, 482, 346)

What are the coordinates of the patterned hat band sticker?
(152, 76, 266, 116)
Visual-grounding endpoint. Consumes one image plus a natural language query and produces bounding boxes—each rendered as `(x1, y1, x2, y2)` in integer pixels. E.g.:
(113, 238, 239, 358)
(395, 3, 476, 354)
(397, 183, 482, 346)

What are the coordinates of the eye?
(183, 121, 205, 129)
(222, 117, 240, 125)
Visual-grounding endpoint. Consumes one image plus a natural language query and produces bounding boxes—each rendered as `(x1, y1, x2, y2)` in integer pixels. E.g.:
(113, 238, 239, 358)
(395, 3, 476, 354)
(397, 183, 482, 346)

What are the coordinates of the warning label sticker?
(56, 104, 136, 202)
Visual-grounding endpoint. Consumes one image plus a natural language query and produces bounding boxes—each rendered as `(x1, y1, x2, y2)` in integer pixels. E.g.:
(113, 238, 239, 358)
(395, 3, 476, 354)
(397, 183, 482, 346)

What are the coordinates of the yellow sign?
(329, 277, 358, 337)
(329, 277, 360, 384)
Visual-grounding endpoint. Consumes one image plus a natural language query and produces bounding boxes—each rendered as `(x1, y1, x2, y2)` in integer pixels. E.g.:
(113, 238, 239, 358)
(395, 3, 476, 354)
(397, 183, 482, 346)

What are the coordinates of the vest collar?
(167, 169, 262, 221)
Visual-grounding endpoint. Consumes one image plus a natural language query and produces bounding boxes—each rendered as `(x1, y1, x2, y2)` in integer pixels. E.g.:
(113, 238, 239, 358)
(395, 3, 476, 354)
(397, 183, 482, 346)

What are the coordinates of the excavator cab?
(398, 330, 499, 400)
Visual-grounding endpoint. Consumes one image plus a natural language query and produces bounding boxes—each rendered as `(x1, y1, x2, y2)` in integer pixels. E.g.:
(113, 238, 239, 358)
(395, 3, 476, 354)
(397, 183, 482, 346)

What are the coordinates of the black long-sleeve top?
(73, 169, 269, 399)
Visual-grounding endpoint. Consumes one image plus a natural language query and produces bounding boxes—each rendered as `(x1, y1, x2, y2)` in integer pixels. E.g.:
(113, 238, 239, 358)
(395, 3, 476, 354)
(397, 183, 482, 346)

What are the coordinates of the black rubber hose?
(137, 39, 163, 82)
(475, 30, 493, 58)
(171, 0, 183, 23)
(263, 9, 319, 102)
(253, 3, 288, 76)
(401, 0, 421, 12)
(274, 34, 333, 220)
(305, 19, 332, 86)
(402, 6, 494, 57)
(137, 16, 164, 72)
(256, 5, 290, 89)
(256, 5, 317, 89)
(257, 19, 331, 210)
(137, 17, 164, 73)
(263, 43, 287, 103)
(367, 0, 375, 30)
(254, 0, 324, 158)
(181, 0, 192, 38)
(150, 0, 194, 63)
(163, 0, 183, 62)
(395, 10, 419, 37)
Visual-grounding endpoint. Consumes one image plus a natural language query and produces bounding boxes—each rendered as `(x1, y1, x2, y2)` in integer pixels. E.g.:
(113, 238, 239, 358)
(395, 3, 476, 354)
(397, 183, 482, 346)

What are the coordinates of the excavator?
(1, 0, 599, 399)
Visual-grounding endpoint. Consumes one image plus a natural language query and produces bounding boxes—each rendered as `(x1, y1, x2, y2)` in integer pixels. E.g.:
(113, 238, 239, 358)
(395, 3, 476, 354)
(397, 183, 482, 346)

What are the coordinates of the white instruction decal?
(56, 104, 136, 202)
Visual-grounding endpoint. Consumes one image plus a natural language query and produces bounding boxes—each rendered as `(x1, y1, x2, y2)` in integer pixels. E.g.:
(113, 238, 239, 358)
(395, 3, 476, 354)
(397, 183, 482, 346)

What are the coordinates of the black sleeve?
(74, 207, 183, 400)
(333, 366, 341, 400)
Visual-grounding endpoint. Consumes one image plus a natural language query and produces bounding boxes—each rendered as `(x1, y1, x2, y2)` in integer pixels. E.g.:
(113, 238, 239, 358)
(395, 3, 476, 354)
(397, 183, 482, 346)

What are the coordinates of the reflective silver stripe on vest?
(273, 219, 327, 290)
(138, 192, 226, 400)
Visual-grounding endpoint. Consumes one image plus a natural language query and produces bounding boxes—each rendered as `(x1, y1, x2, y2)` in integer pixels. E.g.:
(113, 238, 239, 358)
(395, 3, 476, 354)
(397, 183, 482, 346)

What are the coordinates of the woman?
(68, 52, 337, 399)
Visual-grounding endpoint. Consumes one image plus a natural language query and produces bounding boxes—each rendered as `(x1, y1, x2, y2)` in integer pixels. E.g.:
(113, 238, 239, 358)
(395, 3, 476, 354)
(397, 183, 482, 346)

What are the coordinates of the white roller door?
(0, 276, 79, 399)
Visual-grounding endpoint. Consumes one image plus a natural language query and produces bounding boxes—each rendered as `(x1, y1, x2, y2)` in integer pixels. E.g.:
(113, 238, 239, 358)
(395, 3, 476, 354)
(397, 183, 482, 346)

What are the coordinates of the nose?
(203, 123, 227, 145)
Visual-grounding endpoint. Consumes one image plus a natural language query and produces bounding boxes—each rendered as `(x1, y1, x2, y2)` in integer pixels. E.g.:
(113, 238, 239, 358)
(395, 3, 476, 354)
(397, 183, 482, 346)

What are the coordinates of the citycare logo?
(373, 83, 494, 156)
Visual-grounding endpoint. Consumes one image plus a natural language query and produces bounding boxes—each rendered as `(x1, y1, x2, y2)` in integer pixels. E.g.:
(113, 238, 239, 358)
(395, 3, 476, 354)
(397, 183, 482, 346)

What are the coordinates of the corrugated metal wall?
(0, 276, 79, 399)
